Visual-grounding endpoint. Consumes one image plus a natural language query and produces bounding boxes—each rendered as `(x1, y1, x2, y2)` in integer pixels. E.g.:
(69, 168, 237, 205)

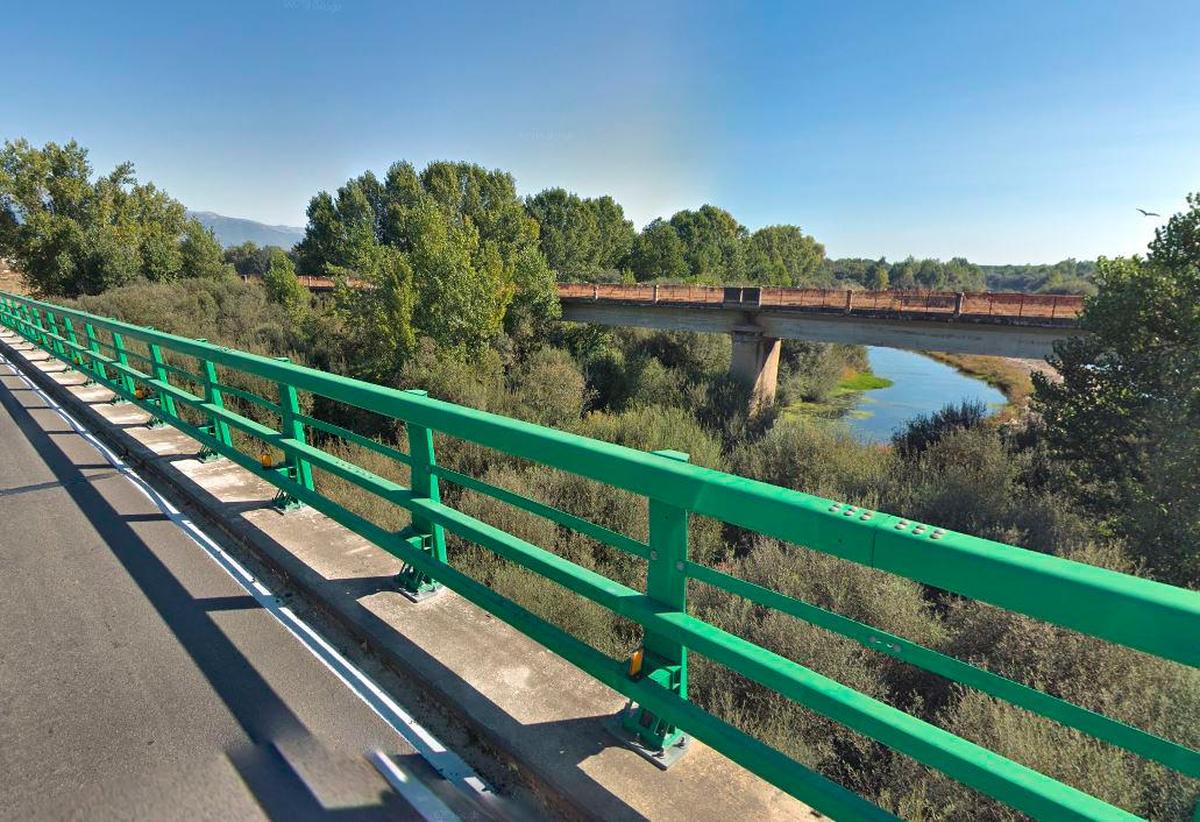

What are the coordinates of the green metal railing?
(1, 290, 1197, 821)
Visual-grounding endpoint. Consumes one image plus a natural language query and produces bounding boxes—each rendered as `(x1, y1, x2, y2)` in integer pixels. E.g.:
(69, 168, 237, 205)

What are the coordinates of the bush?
(892, 400, 989, 458)
(731, 416, 892, 505)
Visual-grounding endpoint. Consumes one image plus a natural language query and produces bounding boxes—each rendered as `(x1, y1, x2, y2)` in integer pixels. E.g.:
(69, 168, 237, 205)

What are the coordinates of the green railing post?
(273, 357, 313, 511)
(25, 304, 43, 346)
(83, 323, 108, 383)
(146, 342, 176, 427)
(19, 304, 35, 343)
(395, 389, 448, 600)
(62, 316, 84, 369)
(13, 302, 30, 341)
(44, 310, 66, 358)
(109, 331, 134, 403)
(30, 306, 50, 349)
(612, 448, 691, 764)
(196, 348, 232, 462)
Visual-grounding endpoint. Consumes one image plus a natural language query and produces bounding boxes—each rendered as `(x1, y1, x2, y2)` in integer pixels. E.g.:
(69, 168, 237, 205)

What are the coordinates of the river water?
(846, 347, 1008, 444)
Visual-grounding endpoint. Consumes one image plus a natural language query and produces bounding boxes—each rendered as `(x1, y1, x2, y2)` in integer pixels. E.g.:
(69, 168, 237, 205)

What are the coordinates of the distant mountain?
(188, 210, 305, 249)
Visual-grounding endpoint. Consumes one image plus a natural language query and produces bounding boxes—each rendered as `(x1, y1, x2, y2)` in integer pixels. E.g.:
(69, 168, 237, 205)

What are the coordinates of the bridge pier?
(730, 325, 781, 415)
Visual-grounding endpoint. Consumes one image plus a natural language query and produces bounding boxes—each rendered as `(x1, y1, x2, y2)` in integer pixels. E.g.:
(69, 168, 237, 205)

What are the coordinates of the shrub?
(730, 416, 892, 505)
(892, 400, 989, 458)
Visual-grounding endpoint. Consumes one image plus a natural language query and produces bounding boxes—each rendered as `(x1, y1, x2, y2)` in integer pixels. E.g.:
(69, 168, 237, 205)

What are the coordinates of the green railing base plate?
(196, 447, 223, 464)
(394, 573, 444, 603)
(395, 530, 444, 601)
(272, 489, 305, 513)
(607, 701, 692, 769)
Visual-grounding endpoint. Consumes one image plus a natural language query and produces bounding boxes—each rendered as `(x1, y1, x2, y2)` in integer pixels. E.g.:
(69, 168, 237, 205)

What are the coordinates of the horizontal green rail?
(2, 290, 1198, 821)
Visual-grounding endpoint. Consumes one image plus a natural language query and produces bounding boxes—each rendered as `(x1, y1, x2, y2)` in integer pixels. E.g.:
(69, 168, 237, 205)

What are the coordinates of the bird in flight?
(1136, 208, 1161, 217)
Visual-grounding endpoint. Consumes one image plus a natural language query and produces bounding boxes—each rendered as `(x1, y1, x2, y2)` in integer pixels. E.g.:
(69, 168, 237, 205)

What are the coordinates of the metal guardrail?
(557, 283, 1085, 323)
(0, 290, 1195, 821)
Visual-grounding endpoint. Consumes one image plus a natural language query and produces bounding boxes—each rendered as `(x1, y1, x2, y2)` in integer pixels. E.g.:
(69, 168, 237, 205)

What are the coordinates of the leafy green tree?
(746, 225, 827, 286)
(525, 187, 599, 277)
(588, 195, 636, 273)
(669, 205, 748, 281)
(224, 241, 274, 278)
(263, 247, 308, 315)
(297, 160, 557, 360)
(180, 220, 231, 279)
(1034, 194, 1200, 585)
(0, 138, 214, 296)
(525, 188, 636, 278)
(629, 218, 688, 281)
(868, 258, 889, 290)
(329, 239, 417, 382)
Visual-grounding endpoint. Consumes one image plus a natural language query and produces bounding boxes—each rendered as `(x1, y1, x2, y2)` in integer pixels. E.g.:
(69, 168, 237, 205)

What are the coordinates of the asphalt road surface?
(0, 360, 481, 820)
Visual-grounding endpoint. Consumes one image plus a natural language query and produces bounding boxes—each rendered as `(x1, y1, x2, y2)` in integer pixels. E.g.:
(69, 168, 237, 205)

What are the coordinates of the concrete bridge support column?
(730, 325, 781, 415)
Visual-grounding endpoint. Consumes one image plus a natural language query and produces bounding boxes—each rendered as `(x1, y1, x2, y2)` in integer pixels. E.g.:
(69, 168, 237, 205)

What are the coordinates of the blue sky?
(5, 1, 1198, 262)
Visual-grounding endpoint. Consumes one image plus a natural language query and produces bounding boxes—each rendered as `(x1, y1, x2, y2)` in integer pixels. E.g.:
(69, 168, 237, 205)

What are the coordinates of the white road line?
(0, 342, 503, 819)
(368, 749, 460, 822)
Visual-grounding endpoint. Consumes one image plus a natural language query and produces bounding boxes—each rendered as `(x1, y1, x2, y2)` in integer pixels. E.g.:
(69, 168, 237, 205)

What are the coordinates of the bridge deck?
(558, 283, 1083, 326)
(0, 358, 477, 820)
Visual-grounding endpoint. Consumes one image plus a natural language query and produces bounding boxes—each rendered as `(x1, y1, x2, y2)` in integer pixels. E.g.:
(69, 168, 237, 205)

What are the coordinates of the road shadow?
(0, 376, 415, 821)
(3, 335, 649, 821)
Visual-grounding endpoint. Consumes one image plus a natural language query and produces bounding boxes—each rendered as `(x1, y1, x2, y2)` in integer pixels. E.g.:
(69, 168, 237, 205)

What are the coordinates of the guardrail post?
(61, 316, 83, 370)
(20, 304, 36, 343)
(196, 346, 232, 462)
(29, 306, 50, 350)
(395, 388, 447, 601)
(83, 323, 108, 383)
(44, 310, 66, 358)
(272, 357, 313, 511)
(610, 448, 691, 766)
(13, 302, 30, 342)
(146, 342, 176, 428)
(0, 297, 15, 334)
(109, 331, 135, 404)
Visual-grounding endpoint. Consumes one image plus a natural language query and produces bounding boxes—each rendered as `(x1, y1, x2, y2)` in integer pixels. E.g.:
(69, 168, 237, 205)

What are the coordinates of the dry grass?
(0, 259, 30, 295)
(924, 352, 1045, 420)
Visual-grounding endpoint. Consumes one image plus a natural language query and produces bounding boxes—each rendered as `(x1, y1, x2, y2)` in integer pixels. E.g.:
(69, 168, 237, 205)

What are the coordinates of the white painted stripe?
(0, 341, 503, 818)
(368, 749, 460, 822)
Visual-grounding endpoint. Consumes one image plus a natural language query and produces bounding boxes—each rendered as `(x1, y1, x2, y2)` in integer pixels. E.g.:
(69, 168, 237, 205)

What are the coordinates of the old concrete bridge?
(557, 283, 1085, 411)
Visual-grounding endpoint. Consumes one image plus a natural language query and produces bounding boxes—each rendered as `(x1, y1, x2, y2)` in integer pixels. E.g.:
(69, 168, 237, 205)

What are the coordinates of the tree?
(868, 258, 890, 290)
(746, 225, 827, 286)
(669, 205, 748, 281)
(1034, 193, 1200, 586)
(629, 218, 687, 281)
(588, 195, 636, 273)
(224, 241, 274, 278)
(296, 160, 557, 362)
(524, 188, 636, 279)
(0, 138, 214, 296)
(525, 188, 599, 277)
(263, 247, 308, 315)
(180, 220, 231, 279)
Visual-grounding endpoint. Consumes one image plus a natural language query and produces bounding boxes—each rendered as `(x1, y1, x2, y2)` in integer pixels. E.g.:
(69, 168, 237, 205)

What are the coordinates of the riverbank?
(923, 352, 1059, 419)
(780, 368, 893, 420)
